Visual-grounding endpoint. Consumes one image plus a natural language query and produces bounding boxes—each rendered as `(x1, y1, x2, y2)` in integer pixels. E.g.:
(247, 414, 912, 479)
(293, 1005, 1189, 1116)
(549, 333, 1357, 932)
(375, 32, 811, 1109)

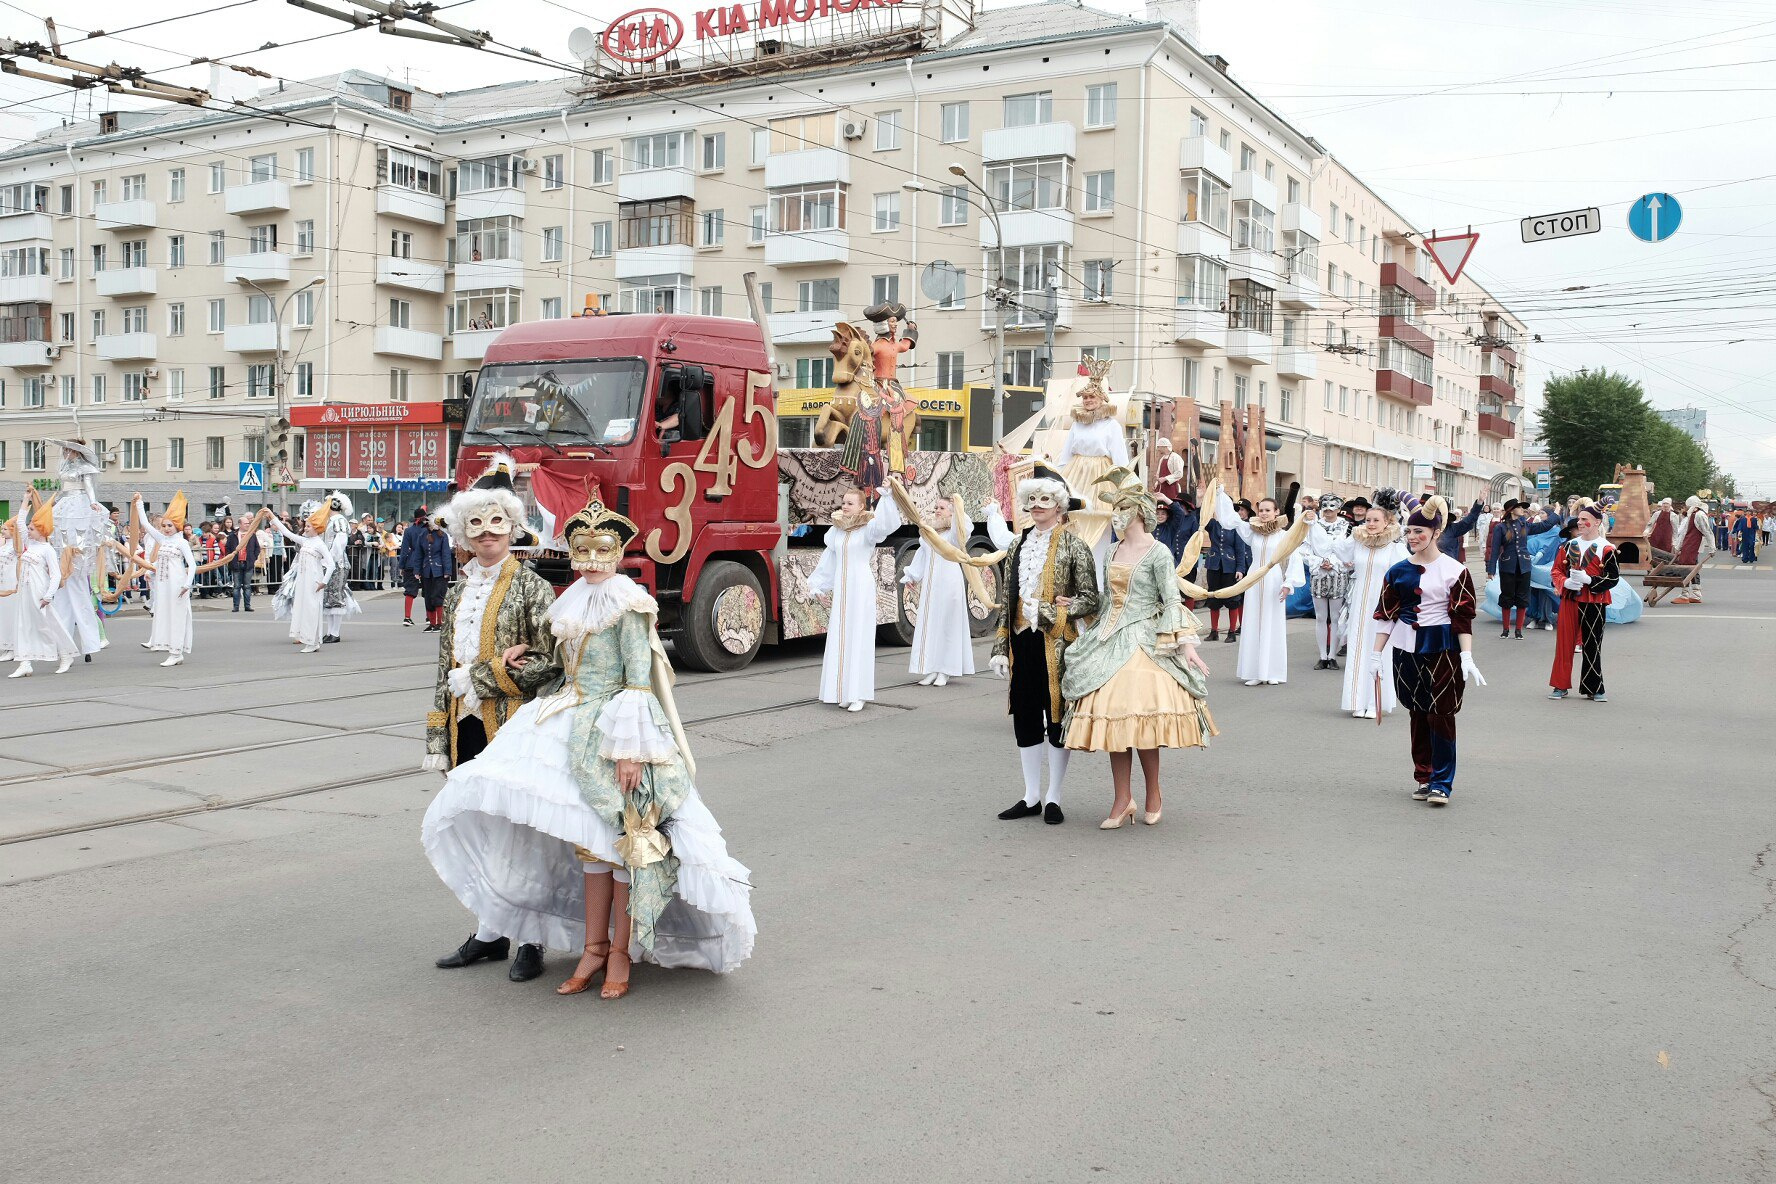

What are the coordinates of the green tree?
(1536, 369, 1654, 500)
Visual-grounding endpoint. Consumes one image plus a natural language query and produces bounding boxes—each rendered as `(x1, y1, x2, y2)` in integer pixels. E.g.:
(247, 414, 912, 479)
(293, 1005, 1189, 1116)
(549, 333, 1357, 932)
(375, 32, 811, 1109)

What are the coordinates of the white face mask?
(1111, 509, 1134, 534)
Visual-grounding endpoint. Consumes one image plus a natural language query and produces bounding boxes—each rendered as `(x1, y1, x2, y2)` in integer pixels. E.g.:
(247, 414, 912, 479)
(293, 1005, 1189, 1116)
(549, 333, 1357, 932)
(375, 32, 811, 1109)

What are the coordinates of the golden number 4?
(645, 461, 696, 565)
(692, 399, 739, 498)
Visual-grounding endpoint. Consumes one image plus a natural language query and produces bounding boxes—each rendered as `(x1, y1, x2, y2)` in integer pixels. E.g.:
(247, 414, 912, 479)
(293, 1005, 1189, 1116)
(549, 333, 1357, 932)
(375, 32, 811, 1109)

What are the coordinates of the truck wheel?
(879, 540, 919, 647)
(675, 560, 766, 673)
(966, 537, 1003, 638)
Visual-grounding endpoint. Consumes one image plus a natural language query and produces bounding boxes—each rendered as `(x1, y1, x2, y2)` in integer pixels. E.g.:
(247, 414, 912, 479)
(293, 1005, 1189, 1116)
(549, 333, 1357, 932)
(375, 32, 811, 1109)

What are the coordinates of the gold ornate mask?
(569, 526, 626, 573)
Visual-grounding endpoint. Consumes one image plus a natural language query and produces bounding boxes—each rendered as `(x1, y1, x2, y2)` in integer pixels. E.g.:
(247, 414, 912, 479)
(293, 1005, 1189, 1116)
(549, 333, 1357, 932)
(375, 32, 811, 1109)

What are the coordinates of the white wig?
(441, 486, 525, 547)
(1016, 476, 1070, 512)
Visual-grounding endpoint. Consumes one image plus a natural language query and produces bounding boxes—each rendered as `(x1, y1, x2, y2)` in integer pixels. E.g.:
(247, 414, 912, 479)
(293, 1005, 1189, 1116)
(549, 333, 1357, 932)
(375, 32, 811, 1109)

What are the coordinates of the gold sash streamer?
(1172, 476, 1312, 600)
(882, 480, 1001, 612)
(613, 799, 671, 870)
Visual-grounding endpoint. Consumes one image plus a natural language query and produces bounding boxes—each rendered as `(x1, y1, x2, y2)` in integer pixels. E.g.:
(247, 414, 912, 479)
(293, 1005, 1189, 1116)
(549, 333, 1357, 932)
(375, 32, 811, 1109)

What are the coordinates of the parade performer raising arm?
(1332, 490, 1409, 719)
(268, 502, 337, 653)
(1365, 496, 1486, 806)
(424, 495, 755, 1001)
(1547, 503, 1620, 703)
(46, 440, 107, 662)
(901, 495, 975, 687)
(8, 495, 78, 678)
(806, 485, 902, 712)
(986, 463, 1101, 825)
(131, 493, 198, 667)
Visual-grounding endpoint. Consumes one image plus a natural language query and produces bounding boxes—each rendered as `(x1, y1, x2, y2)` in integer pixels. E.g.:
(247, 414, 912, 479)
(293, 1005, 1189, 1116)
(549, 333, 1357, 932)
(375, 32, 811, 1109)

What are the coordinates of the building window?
(249, 153, 278, 183)
(769, 184, 846, 233)
(168, 168, 186, 202)
(246, 224, 278, 254)
(1182, 358, 1200, 399)
(295, 220, 315, 256)
(1003, 347, 1040, 386)
(871, 274, 900, 306)
(1083, 171, 1115, 214)
(1085, 83, 1117, 129)
(454, 288, 523, 330)
(247, 364, 275, 399)
(459, 154, 521, 192)
(166, 438, 185, 470)
(208, 299, 226, 333)
(986, 157, 1069, 213)
(1234, 198, 1275, 254)
(380, 148, 441, 194)
(591, 149, 614, 185)
(618, 199, 693, 250)
(168, 235, 185, 268)
(768, 111, 835, 153)
(1189, 109, 1208, 138)
(389, 369, 411, 402)
(936, 351, 965, 389)
(615, 275, 689, 314)
(23, 379, 44, 409)
(542, 153, 564, 189)
(875, 110, 903, 151)
(293, 147, 315, 183)
(167, 369, 186, 402)
(122, 373, 148, 403)
(206, 436, 225, 468)
(797, 278, 840, 312)
(390, 230, 414, 259)
(120, 439, 147, 471)
(24, 439, 46, 470)
(698, 286, 723, 317)
(60, 375, 76, 406)
(90, 244, 107, 275)
(59, 247, 73, 279)
(699, 209, 724, 248)
(699, 133, 725, 171)
(748, 206, 766, 245)
(1286, 177, 1301, 204)
(1219, 129, 1231, 151)
(873, 192, 900, 232)
(90, 309, 105, 340)
(590, 221, 612, 257)
(209, 162, 226, 193)
(987, 244, 1066, 328)
(750, 127, 769, 166)
(210, 367, 226, 400)
(794, 357, 834, 388)
(543, 226, 564, 262)
(209, 231, 225, 265)
(1227, 278, 1274, 334)
(121, 239, 147, 268)
(455, 215, 521, 262)
(122, 305, 148, 333)
(1082, 259, 1112, 301)
(1176, 254, 1227, 309)
(941, 101, 969, 143)
(57, 311, 72, 341)
(1003, 91, 1052, 127)
(622, 132, 689, 172)
(388, 298, 412, 330)
(939, 185, 968, 227)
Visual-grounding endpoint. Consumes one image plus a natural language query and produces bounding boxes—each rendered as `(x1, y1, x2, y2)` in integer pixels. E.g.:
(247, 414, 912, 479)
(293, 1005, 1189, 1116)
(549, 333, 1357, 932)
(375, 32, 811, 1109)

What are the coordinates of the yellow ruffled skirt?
(1065, 649, 1220, 752)
(1063, 452, 1117, 549)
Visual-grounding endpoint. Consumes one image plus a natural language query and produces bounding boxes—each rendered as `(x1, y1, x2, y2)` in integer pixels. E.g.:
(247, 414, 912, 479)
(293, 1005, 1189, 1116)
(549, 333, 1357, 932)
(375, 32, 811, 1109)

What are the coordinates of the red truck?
(453, 309, 999, 671)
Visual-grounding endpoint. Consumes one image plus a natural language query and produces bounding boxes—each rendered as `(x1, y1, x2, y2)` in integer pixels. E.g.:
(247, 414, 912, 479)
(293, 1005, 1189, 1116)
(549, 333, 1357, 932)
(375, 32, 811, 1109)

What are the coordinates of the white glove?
(1562, 574, 1586, 591)
(447, 667, 473, 698)
(1460, 652, 1487, 686)
(1364, 649, 1388, 680)
(989, 654, 1009, 679)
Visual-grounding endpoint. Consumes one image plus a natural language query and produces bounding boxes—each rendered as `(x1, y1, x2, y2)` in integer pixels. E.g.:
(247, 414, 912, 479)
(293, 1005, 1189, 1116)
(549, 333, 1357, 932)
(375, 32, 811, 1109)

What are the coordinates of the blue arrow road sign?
(1628, 193, 1681, 243)
(237, 461, 265, 492)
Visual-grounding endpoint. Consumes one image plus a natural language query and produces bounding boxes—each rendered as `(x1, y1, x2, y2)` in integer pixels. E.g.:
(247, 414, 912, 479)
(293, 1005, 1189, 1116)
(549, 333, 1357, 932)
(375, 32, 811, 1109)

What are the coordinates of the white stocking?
(1018, 745, 1043, 807)
(473, 922, 502, 942)
(1044, 745, 1071, 807)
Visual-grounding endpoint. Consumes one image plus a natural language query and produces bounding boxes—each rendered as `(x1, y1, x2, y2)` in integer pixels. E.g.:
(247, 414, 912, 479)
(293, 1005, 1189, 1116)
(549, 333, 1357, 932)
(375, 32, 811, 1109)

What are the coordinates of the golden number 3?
(646, 461, 696, 564)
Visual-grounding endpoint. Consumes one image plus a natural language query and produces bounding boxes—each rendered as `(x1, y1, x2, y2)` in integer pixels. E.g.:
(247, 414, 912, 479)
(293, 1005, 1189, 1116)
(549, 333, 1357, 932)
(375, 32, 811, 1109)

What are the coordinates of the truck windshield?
(466, 359, 648, 447)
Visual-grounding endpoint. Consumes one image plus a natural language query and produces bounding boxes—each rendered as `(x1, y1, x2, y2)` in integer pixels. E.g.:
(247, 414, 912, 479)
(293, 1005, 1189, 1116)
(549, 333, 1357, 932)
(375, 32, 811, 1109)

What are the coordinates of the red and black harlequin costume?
(1371, 499, 1479, 801)
(1548, 507, 1620, 700)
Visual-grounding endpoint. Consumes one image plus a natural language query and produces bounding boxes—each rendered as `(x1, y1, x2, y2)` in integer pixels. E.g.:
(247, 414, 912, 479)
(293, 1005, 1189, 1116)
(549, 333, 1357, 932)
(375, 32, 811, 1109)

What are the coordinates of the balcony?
(225, 180, 292, 217)
(376, 185, 447, 225)
(616, 167, 696, 202)
(0, 339, 54, 368)
(96, 267, 159, 298)
(1280, 202, 1322, 240)
(374, 325, 444, 360)
(1276, 269, 1319, 310)
(1176, 220, 1230, 262)
(764, 229, 849, 267)
(1380, 262, 1435, 308)
(94, 199, 156, 230)
(1377, 367, 1432, 406)
(769, 310, 842, 346)
(0, 274, 53, 303)
(982, 208, 1074, 249)
(1379, 316, 1434, 357)
(1478, 411, 1515, 439)
(227, 252, 292, 284)
(95, 332, 156, 361)
(454, 258, 525, 290)
(991, 293, 1074, 334)
(1275, 345, 1317, 380)
(0, 211, 53, 243)
(1484, 341, 1519, 367)
(614, 242, 695, 281)
(1179, 136, 1232, 182)
(1173, 306, 1225, 350)
(1231, 170, 1278, 212)
(764, 148, 849, 189)
(1225, 328, 1273, 366)
(455, 188, 524, 221)
(1481, 372, 1517, 402)
(982, 122, 1076, 163)
(376, 257, 446, 293)
(452, 328, 501, 361)
(223, 323, 289, 353)
(1229, 244, 1275, 285)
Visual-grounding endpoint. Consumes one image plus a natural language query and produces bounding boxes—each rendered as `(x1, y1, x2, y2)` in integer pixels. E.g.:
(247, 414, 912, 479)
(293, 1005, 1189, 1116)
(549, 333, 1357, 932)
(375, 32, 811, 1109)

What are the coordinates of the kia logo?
(602, 8, 685, 63)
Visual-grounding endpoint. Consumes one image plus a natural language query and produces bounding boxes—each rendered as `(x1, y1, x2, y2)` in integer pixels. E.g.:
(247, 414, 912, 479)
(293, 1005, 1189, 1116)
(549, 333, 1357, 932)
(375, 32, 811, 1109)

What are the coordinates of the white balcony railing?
(374, 325, 444, 360)
(227, 252, 292, 284)
(764, 229, 849, 267)
(452, 327, 501, 361)
(225, 180, 292, 216)
(96, 267, 159, 298)
(95, 332, 157, 360)
(94, 199, 156, 231)
(376, 257, 446, 293)
(376, 185, 447, 225)
(223, 323, 288, 353)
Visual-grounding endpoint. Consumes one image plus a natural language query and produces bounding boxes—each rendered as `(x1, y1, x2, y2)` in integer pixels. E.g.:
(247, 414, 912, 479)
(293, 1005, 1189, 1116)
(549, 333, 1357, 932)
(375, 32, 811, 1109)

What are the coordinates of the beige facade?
(0, 0, 1526, 514)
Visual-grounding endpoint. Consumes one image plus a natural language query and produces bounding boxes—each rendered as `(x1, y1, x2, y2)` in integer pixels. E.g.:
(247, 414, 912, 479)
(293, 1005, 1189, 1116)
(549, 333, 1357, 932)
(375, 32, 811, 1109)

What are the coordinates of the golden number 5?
(738, 370, 778, 469)
(645, 461, 696, 564)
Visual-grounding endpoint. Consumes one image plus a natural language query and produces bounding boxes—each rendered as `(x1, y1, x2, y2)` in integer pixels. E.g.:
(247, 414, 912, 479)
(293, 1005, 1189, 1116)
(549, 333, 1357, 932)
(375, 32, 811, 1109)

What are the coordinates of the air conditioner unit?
(144, 366, 159, 379)
(841, 120, 866, 141)
(773, 361, 792, 379)
(514, 157, 536, 173)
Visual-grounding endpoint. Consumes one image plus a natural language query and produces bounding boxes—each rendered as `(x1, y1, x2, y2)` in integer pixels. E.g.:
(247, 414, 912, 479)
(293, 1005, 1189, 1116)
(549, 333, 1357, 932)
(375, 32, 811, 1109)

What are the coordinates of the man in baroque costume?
(422, 455, 564, 984)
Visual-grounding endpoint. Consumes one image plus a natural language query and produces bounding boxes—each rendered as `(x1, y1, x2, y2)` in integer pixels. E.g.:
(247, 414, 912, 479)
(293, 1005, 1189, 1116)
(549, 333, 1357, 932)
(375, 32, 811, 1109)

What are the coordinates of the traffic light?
(270, 416, 291, 465)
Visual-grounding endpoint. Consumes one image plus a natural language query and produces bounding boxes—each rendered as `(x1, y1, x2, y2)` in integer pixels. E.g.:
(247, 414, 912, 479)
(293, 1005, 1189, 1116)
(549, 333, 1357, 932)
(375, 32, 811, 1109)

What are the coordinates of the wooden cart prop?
(1642, 561, 1703, 606)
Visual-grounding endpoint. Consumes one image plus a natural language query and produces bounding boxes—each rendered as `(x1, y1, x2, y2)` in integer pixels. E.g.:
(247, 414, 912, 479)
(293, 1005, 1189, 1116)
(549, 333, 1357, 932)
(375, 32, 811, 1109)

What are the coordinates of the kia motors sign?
(602, 0, 906, 60)
(602, 7, 686, 63)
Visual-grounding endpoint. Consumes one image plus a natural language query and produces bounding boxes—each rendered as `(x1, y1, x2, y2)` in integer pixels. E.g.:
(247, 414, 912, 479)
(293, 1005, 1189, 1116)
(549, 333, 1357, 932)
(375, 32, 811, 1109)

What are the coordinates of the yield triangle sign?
(1424, 232, 1479, 285)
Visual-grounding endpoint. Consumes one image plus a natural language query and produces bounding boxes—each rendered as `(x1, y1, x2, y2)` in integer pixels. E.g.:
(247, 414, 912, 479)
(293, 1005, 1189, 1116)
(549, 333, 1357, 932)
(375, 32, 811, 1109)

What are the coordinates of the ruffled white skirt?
(421, 696, 757, 973)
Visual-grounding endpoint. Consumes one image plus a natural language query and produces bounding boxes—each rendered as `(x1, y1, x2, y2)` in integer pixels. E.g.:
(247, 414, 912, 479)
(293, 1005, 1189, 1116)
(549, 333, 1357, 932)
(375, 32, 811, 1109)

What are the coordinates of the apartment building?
(0, 0, 1526, 514)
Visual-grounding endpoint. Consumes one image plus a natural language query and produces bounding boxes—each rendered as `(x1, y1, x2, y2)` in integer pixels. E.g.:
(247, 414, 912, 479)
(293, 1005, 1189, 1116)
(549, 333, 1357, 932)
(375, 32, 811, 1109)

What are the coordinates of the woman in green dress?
(1062, 469, 1218, 829)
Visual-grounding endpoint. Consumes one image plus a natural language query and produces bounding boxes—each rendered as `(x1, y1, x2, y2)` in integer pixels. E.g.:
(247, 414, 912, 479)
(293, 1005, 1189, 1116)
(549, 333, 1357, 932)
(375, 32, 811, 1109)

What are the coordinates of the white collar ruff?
(549, 573, 660, 640)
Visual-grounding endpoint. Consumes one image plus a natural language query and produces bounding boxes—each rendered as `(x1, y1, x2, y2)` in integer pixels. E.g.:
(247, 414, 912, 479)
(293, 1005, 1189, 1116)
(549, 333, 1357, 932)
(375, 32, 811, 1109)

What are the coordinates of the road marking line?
(1639, 614, 1776, 621)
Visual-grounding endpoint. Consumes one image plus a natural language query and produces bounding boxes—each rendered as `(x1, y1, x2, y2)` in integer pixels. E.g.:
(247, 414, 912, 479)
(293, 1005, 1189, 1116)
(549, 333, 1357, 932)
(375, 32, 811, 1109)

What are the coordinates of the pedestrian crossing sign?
(238, 462, 265, 492)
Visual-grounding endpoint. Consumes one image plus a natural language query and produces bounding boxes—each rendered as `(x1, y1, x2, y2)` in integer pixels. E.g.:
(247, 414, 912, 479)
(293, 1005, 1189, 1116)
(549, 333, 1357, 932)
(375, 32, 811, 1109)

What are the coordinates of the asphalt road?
(3, 560, 1773, 1183)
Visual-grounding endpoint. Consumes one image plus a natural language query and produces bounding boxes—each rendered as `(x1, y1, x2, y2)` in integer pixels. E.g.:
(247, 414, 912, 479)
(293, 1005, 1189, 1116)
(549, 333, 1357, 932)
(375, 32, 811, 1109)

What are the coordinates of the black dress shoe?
(508, 943, 545, 982)
(1223, 630, 1239, 643)
(1327, 658, 1339, 670)
(1043, 802, 1065, 825)
(1206, 628, 1219, 641)
(435, 934, 509, 969)
(1513, 629, 1523, 639)
(998, 800, 1042, 820)
(323, 635, 340, 644)
(84, 654, 92, 663)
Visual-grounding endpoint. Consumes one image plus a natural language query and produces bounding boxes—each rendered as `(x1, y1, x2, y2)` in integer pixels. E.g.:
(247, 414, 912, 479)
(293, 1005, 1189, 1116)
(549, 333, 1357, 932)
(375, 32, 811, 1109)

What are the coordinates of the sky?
(4, 0, 1775, 493)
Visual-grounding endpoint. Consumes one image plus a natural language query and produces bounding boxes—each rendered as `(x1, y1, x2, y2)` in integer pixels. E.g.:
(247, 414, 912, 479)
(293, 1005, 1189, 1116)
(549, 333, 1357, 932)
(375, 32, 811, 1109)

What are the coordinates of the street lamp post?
(905, 164, 1012, 442)
(235, 274, 324, 512)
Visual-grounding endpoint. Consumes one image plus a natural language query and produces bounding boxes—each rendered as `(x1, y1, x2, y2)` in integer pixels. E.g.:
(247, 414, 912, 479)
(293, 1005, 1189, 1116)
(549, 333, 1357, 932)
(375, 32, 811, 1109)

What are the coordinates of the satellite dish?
(568, 26, 599, 61)
(920, 259, 963, 301)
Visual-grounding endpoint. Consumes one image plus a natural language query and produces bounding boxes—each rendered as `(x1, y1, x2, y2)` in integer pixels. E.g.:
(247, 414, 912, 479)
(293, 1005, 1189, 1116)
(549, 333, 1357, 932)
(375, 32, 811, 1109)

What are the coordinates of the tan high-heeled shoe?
(600, 946, 631, 1000)
(556, 941, 610, 995)
(1100, 802, 1136, 830)
(1142, 808, 1163, 826)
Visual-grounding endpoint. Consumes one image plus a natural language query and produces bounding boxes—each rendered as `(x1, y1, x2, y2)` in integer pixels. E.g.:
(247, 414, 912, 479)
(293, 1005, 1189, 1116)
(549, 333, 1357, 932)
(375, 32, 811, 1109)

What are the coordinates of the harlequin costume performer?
(1303, 494, 1352, 670)
(986, 463, 1101, 825)
(1548, 503, 1620, 703)
(1364, 496, 1487, 806)
(423, 494, 755, 1000)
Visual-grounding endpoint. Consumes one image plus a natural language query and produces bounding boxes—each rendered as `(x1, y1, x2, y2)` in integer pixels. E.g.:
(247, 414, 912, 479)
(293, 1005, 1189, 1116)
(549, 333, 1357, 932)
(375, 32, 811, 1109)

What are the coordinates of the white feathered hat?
(442, 452, 534, 547)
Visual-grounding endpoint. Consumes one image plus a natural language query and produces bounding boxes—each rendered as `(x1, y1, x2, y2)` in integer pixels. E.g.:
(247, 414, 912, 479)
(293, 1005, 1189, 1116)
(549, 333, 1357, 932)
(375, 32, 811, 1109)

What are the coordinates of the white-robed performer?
(45, 440, 107, 662)
(1331, 490, 1410, 718)
(806, 484, 902, 711)
(1213, 489, 1305, 686)
(318, 492, 361, 644)
(8, 498, 78, 678)
(0, 518, 20, 664)
(270, 501, 337, 653)
(130, 493, 197, 666)
(424, 496, 755, 1000)
(1303, 494, 1353, 670)
(901, 496, 975, 686)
